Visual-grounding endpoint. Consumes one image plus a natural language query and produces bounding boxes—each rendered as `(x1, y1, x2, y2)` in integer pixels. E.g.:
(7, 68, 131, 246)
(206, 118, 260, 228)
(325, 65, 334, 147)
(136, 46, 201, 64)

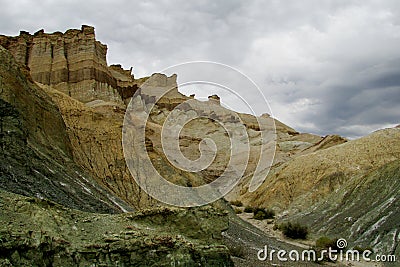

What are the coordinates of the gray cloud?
(0, 0, 399, 138)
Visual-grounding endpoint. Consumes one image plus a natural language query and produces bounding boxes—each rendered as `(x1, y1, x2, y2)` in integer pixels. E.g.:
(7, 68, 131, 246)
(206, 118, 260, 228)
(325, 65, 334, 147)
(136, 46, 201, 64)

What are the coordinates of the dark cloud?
(0, 0, 399, 138)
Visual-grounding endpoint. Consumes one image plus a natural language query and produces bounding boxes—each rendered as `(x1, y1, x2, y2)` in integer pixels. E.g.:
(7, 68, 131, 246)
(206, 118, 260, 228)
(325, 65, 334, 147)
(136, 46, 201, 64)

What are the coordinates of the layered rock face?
(0, 26, 140, 105)
(2, 25, 399, 262)
(0, 27, 170, 209)
(0, 26, 329, 209)
(0, 46, 131, 213)
(1, 27, 316, 207)
(0, 33, 233, 266)
(37, 72, 199, 209)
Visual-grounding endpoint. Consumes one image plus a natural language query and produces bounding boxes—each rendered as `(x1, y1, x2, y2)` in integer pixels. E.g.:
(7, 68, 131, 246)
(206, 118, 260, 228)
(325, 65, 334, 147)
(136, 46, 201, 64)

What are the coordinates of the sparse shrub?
(243, 206, 254, 213)
(252, 207, 264, 214)
(273, 224, 279, 231)
(280, 222, 308, 239)
(230, 200, 243, 207)
(252, 208, 275, 220)
(253, 211, 265, 220)
(234, 208, 242, 214)
(316, 236, 337, 249)
(314, 237, 340, 263)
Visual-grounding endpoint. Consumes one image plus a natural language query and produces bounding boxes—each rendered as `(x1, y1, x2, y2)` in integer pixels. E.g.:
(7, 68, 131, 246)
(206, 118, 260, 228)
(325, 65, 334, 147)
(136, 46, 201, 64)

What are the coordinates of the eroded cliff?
(0, 25, 140, 105)
(2, 25, 398, 263)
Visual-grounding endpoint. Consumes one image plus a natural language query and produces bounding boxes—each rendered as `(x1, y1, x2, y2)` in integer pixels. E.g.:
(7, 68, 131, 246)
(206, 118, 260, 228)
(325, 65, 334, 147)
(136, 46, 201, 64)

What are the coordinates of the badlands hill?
(0, 27, 234, 266)
(239, 128, 400, 255)
(0, 26, 398, 266)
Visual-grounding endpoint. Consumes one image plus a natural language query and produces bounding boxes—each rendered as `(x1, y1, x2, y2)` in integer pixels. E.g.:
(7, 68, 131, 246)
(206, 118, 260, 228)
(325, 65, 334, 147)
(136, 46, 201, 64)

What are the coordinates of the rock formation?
(0, 45, 131, 213)
(240, 128, 400, 210)
(238, 127, 400, 255)
(0, 31, 234, 266)
(1, 25, 399, 264)
(0, 26, 344, 209)
(0, 25, 141, 106)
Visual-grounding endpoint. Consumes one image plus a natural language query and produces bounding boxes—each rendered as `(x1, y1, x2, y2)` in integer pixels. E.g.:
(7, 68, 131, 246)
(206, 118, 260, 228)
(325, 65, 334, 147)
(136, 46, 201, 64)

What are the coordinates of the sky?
(0, 0, 399, 138)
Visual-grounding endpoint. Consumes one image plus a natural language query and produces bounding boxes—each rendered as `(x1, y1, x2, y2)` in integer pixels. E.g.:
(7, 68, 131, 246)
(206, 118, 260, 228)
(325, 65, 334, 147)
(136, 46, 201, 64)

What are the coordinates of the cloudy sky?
(1, 0, 399, 138)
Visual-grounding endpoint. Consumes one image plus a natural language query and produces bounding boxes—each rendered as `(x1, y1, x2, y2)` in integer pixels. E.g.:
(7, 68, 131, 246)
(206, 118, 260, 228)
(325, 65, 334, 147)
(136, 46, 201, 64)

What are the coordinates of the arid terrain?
(0, 26, 398, 266)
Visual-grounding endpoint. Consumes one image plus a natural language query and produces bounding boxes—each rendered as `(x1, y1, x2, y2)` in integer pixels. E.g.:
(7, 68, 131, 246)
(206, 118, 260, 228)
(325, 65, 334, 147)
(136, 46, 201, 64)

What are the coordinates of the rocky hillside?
(292, 159, 400, 257)
(0, 190, 232, 266)
(37, 76, 207, 209)
(240, 128, 400, 211)
(1, 25, 398, 265)
(0, 31, 237, 265)
(0, 45, 130, 213)
(239, 127, 400, 257)
(1, 26, 325, 209)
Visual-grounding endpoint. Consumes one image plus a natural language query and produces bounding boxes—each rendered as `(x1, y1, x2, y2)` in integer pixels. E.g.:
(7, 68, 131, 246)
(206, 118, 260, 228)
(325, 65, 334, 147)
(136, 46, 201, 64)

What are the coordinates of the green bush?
(252, 208, 275, 220)
(280, 222, 308, 239)
(234, 208, 242, 214)
(243, 206, 254, 213)
(230, 200, 243, 207)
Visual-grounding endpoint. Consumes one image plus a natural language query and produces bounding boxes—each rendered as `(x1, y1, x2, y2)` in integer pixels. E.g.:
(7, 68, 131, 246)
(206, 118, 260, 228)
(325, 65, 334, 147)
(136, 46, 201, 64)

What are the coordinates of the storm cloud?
(1, 0, 399, 138)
